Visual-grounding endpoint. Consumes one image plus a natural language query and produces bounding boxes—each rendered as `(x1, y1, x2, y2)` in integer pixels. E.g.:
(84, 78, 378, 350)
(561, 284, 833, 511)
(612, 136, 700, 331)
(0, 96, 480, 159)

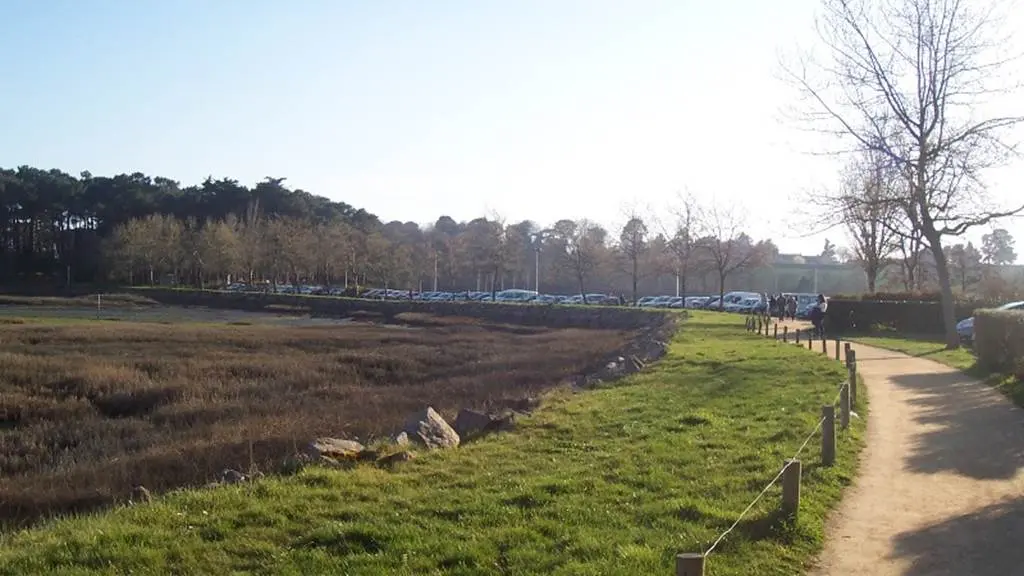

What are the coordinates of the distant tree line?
(0, 166, 375, 284)
(1, 165, 794, 301)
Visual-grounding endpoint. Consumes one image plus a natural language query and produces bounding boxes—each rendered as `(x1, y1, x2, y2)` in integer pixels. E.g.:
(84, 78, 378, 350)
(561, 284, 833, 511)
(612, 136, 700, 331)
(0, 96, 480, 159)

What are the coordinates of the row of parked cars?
(222, 282, 827, 316)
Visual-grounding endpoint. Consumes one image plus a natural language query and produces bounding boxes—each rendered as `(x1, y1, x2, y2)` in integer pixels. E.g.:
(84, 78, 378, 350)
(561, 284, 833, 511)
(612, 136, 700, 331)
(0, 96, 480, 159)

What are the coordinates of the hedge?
(974, 309, 1024, 376)
(828, 291, 1005, 306)
(825, 298, 982, 335)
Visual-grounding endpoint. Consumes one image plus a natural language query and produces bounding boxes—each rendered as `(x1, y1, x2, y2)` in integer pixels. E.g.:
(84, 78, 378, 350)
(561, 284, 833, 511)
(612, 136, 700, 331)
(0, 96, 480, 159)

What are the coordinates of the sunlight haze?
(2, 0, 1022, 259)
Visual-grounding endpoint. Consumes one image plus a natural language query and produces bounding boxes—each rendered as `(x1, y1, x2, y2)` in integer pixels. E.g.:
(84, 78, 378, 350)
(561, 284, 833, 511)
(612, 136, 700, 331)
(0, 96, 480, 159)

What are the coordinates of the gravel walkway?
(807, 341, 1024, 576)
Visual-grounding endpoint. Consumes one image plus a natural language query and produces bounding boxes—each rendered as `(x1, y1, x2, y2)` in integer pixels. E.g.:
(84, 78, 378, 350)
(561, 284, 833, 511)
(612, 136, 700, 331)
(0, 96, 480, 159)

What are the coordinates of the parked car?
(684, 296, 710, 309)
(726, 297, 762, 314)
(494, 289, 538, 303)
(956, 301, 1024, 343)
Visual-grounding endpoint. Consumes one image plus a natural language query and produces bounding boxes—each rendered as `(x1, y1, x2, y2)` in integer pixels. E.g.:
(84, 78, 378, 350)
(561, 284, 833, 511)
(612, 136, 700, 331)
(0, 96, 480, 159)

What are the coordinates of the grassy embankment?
(0, 312, 865, 575)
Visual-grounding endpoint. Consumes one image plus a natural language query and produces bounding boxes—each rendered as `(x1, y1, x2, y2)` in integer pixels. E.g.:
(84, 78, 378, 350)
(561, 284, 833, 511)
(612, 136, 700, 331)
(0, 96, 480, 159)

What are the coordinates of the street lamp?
(529, 229, 553, 293)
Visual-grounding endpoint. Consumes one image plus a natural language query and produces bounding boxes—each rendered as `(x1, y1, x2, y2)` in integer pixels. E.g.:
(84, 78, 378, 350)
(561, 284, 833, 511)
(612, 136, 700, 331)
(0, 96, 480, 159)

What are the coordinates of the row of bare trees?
(103, 196, 778, 305)
(791, 0, 1024, 347)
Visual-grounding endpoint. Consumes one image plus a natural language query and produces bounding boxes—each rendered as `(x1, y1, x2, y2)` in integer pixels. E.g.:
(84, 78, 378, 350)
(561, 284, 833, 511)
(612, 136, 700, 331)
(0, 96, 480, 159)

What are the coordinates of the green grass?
(0, 312, 865, 576)
(849, 335, 977, 371)
(852, 334, 1024, 407)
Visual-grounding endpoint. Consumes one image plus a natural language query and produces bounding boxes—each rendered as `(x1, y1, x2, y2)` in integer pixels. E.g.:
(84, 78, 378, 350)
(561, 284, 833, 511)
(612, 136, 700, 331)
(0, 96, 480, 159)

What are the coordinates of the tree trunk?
(631, 256, 638, 304)
(865, 261, 877, 293)
(925, 232, 959, 349)
(718, 271, 726, 310)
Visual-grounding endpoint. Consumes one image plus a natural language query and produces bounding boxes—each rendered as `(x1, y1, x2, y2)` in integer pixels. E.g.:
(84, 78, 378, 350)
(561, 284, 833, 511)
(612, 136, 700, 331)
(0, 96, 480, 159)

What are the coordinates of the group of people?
(765, 293, 799, 321)
(760, 293, 829, 338)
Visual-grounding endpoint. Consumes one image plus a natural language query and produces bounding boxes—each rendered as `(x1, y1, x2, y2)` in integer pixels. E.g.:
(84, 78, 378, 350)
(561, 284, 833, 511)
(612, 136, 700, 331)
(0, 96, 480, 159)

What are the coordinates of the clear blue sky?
(2, 0, 1021, 259)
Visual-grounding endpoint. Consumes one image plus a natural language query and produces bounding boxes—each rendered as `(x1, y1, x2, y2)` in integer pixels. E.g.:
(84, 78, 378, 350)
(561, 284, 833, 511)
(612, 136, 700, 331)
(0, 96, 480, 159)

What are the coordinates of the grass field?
(0, 312, 865, 575)
(852, 335, 1023, 407)
(0, 315, 635, 527)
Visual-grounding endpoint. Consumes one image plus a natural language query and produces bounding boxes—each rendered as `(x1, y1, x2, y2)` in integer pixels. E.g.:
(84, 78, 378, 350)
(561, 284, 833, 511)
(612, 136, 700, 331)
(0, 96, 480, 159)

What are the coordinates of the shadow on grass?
(889, 371, 1024, 480)
(890, 497, 1024, 575)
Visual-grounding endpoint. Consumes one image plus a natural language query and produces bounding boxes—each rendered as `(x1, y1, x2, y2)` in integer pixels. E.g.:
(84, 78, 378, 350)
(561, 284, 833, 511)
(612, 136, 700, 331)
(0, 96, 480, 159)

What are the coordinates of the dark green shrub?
(974, 310, 1024, 374)
(826, 299, 981, 335)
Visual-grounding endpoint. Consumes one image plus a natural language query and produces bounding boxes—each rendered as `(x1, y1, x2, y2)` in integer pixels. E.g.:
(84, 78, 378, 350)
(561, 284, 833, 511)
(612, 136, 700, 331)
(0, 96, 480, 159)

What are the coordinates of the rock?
(509, 396, 541, 414)
(279, 452, 310, 476)
(221, 469, 248, 484)
(487, 410, 516, 433)
(130, 485, 152, 504)
(628, 355, 645, 372)
(393, 431, 410, 447)
(376, 450, 415, 468)
(307, 438, 365, 461)
(453, 408, 493, 439)
(454, 408, 517, 440)
(402, 407, 460, 449)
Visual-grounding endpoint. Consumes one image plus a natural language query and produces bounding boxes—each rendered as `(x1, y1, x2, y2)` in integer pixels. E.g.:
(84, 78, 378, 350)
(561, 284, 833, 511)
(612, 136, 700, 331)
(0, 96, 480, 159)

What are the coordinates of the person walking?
(809, 294, 827, 338)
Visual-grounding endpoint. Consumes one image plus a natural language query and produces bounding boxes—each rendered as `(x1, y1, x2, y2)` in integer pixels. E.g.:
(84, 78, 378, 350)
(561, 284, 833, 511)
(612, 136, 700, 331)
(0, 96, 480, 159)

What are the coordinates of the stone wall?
(133, 289, 675, 332)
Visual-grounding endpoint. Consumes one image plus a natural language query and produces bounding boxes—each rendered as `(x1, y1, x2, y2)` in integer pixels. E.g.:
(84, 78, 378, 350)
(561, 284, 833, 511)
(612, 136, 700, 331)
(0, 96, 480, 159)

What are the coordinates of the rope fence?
(677, 315, 859, 576)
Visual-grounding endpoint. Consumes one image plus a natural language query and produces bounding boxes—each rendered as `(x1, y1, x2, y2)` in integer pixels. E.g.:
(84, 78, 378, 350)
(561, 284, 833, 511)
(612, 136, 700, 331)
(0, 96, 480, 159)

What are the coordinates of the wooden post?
(783, 326, 789, 342)
(795, 329, 800, 344)
(757, 318, 762, 333)
(834, 339, 841, 361)
(844, 342, 852, 366)
(676, 553, 705, 576)
(782, 459, 801, 519)
(808, 333, 813, 350)
(848, 349, 858, 408)
(821, 337, 827, 354)
(773, 323, 778, 339)
(840, 384, 851, 430)
(822, 405, 835, 466)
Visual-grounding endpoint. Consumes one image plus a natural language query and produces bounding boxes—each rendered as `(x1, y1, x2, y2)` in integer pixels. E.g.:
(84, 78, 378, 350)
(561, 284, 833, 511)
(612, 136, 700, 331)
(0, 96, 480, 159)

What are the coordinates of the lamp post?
(529, 229, 553, 294)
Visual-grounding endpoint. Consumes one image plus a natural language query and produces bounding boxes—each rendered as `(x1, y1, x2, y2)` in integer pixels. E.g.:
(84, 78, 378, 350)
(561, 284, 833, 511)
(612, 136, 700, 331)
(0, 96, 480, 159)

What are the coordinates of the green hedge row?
(829, 291, 1004, 306)
(825, 299, 980, 335)
(974, 310, 1024, 377)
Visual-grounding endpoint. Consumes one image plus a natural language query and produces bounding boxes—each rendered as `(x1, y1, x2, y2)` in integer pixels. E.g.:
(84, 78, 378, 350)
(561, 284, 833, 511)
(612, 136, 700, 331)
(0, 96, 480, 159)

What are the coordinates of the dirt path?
(801, 340, 1024, 575)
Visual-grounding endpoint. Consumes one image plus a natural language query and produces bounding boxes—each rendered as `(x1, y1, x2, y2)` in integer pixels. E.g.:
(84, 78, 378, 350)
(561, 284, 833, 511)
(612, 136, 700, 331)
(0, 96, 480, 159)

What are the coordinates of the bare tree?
(895, 228, 925, 291)
(840, 153, 900, 292)
(663, 192, 704, 298)
(616, 211, 649, 304)
(700, 204, 766, 309)
(948, 241, 984, 293)
(551, 219, 605, 302)
(789, 0, 1024, 347)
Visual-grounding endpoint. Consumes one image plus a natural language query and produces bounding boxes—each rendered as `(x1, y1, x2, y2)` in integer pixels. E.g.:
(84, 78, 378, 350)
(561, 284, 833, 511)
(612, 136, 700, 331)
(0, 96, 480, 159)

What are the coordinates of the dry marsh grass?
(0, 318, 635, 527)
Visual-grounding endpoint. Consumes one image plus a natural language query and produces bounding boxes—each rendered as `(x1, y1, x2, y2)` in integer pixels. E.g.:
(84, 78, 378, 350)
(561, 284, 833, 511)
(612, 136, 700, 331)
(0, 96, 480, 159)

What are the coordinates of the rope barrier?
(702, 377, 847, 557)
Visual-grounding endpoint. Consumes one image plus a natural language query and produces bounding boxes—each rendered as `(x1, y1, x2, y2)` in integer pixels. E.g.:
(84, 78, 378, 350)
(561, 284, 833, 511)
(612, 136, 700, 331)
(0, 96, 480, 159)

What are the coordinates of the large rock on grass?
(402, 407, 460, 449)
(307, 438, 366, 461)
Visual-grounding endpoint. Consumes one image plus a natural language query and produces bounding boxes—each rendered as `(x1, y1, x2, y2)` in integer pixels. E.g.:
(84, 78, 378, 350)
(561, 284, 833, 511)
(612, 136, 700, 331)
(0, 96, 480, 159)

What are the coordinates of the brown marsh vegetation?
(0, 316, 635, 527)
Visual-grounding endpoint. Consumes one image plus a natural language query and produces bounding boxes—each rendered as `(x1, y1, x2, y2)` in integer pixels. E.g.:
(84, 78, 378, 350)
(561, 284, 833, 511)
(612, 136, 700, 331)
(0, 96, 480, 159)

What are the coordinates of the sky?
(1, 0, 1022, 260)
